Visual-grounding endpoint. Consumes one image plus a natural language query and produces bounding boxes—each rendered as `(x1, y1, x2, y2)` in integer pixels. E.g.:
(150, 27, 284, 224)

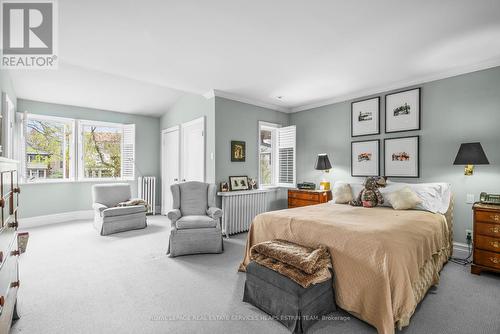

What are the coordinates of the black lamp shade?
(315, 154, 332, 170)
(453, 142, 489, 165)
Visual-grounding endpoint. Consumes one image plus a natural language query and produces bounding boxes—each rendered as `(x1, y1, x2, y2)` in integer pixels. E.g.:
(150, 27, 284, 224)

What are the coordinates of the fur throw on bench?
(250, 239, 332, 288)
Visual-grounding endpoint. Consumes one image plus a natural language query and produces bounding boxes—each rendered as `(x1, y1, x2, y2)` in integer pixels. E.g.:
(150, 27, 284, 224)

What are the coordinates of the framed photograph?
(351, 97, 380, 137)
(229, 176, 249, 191)
(384, 136, 419, 178)
(351, 140, 380, 177)
(231, 141, 246, 162)
(220, 182, 229, 192)
(385, 88, 421, 133)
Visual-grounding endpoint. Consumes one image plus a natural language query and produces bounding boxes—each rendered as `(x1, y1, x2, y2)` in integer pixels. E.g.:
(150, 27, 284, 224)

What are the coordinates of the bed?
(239, 199, 453, 334)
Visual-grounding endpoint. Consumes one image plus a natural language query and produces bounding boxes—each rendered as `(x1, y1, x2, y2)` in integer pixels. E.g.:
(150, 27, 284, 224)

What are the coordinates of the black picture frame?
(383, 135, 420, 178)
(351, 96, 380, 137)
(229, 175, 249, 191)
(351, 139, 380, 177)
(385, 87, 421, 134)
(230, 140, 246, 162)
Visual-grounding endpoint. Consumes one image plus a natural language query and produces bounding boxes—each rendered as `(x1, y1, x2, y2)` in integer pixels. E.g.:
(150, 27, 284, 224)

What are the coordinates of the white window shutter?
(277, 125, 296, 187)
(121, 124, 136, 180)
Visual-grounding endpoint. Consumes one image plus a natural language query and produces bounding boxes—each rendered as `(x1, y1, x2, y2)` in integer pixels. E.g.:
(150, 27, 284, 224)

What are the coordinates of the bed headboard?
(444, 194, 454, 256)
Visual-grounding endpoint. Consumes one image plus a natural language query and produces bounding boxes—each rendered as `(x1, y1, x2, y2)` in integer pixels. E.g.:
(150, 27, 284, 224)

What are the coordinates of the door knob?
(182, 179, 186, 182)
(174, 178, 178, 181)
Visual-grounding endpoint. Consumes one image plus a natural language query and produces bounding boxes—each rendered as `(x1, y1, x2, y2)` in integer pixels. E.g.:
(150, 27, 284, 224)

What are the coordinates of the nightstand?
(471, 203, 500, 275)
(288, 189, 332, 208)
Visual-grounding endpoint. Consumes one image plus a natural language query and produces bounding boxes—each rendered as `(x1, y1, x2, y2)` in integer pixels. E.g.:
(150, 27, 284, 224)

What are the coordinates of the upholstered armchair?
(92, 183, 147, 236)
(167, 181, 223, 257)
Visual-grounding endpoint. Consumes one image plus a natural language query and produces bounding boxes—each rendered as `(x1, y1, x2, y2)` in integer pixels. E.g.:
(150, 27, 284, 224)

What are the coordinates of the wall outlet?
(466, 229, 473, 243)
(466, 194, 475, 204)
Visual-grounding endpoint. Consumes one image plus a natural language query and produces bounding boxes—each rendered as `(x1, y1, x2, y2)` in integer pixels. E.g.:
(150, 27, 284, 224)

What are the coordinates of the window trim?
(258, 121, 280, 188)
(77, 119, 126, 181)
(18, 113, 135, 184)
(22, 113, 76, 183)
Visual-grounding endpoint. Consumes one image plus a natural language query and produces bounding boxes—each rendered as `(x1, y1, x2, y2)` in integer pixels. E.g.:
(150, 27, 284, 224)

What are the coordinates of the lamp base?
(319, 181, 331, 191)
(464, 164, 474, 176)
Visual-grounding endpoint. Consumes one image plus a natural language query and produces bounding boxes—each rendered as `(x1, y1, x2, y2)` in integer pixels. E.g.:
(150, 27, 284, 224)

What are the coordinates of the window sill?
(20, 178, 135, 185)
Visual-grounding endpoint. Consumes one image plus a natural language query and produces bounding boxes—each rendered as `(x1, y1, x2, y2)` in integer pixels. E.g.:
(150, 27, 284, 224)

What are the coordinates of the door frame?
(180, 116, 205, 183)
(161, 125, 180, 215)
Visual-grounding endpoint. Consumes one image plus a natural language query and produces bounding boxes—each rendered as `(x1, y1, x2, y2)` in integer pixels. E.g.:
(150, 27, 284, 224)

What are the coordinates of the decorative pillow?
(381, 181, 451, 213)
(387, 187, 422, 210)
(332, 183, 353, 204)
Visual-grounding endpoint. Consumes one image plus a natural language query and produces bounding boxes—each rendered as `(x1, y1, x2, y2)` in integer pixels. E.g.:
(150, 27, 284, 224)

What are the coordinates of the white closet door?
(161, 126, 180, 214)
(181, 117, 205, 182)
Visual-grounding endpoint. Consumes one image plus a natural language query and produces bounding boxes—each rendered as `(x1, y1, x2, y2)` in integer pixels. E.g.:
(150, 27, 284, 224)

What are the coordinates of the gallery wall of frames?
(351, 87, 421, 178)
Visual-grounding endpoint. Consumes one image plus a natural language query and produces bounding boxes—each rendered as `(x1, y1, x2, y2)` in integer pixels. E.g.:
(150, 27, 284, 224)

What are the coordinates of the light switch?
(466, 194, 475, 204)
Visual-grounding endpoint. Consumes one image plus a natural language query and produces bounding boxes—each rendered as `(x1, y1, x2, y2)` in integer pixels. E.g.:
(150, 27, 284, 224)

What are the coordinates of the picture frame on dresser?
(351, 139, 380, 177)
(384, 136, 420, 178)
(351, 96, 380, 137)
(385, 88, 421, 133)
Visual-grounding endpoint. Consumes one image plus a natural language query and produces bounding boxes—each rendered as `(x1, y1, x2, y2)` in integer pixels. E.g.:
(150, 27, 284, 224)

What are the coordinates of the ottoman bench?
(243, 261, 336, 333)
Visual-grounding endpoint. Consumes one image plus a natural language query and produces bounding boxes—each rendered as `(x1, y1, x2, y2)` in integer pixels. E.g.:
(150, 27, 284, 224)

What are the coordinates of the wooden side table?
(471, 202, 500, 275)
(288, 189, 332, 208)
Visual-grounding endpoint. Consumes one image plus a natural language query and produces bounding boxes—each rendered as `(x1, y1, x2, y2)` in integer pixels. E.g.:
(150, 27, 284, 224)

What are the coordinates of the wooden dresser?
(0, 158, 21, 332)
(288, 189, 332, 208)
(471, 203, 500, 275)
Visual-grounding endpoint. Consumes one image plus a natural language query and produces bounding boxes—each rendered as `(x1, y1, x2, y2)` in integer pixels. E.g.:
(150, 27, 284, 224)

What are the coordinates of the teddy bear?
(350, 176, 386, 208)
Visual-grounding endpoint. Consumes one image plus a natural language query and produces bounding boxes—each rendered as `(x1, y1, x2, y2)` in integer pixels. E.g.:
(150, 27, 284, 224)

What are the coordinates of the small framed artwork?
(351, 140, 380, 177)
(231, 141, 246, 162)
(385, 88, 421, 133)
(220, 182, 229, 192)
(351, 97, 380, 137)
(384, 136, 419, 178)
(229, 176, 249, 191)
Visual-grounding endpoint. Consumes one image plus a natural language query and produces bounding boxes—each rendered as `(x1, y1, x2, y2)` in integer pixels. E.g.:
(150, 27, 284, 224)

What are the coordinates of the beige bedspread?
(239, 203, 451, 334)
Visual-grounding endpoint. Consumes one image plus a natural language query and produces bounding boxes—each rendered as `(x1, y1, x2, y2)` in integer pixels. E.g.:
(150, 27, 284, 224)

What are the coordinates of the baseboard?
(19, 210, 94, 229)
(453, 242, 471, 258)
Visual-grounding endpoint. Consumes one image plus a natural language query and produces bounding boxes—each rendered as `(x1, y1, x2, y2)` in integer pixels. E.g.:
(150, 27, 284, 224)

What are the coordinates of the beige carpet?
(11, 216, 500, 334)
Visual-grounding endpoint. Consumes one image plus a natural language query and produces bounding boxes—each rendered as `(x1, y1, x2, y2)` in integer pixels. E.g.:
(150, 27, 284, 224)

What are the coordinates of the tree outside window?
(25, 118, 71, 181)
(82, 125, 122, 178)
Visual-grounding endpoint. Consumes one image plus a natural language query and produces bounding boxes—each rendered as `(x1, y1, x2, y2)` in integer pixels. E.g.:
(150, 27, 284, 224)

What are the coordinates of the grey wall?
(160, 93, 216, 182)
(290, 66, 500, 244)
(214, 97, 290, 210)
(18, 99, 161, 218)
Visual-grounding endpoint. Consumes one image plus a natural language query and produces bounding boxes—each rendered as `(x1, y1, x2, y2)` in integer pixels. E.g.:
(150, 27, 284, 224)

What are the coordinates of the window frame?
(18, 113, 135, 184)
(258, 121, 280, 188)
(22, 113, 76, 183)
(77, 119, 127, 181)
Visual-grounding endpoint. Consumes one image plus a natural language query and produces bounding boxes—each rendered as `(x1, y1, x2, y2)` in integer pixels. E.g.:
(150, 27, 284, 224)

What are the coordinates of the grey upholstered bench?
(243, 261, 336, 334)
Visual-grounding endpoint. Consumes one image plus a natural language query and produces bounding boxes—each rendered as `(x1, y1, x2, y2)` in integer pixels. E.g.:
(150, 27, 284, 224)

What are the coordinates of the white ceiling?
(9, 0, 500, 116)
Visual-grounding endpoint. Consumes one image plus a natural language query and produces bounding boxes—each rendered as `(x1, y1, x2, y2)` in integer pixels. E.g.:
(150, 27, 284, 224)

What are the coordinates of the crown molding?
(209, 89, 291, 113)
(202, 90, 215, 99)
(290, 58, 500, 113)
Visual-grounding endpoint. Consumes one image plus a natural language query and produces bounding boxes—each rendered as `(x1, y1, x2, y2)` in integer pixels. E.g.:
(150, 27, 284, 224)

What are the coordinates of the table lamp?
(315, 154, 332, 190)
(453, 142, 489, 175)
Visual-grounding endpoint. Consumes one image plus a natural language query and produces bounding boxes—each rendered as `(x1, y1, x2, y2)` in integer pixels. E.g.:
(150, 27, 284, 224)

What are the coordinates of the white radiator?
(219, 190, 269, 237)
(138, 176, 156, 215)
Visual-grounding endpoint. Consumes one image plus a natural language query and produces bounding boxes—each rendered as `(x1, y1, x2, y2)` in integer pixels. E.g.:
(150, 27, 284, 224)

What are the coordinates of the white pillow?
(387, 187, 423, 210)
(381, 181, 451, 213)
(332, 181, 363, 201)
(331, 184, 353, 204)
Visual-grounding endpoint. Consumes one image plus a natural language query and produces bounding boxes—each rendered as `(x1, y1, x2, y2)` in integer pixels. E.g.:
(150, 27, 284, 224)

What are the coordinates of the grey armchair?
(167, 181, 223, 257)
(92, 183, 147, 236)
